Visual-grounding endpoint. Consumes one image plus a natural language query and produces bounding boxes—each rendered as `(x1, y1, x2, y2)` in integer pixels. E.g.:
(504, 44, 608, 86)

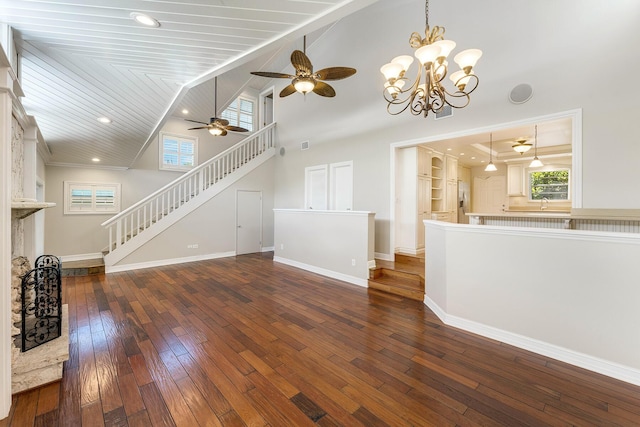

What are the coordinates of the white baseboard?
(60, 252, 103, 262)
(374, 252, 394, 262)
(105, 251, 236, 274)
(261, 246, 275, 252)
(273, 256, 368, 288)
(424, 295, 640, 387)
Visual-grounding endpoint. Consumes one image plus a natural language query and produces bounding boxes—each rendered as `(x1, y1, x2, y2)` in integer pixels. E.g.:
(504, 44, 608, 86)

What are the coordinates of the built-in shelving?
(431, 156, 444, 213)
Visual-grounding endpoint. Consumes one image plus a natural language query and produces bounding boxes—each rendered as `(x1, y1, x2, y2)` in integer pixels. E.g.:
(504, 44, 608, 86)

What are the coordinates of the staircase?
(368, 253, 425, 301)
(101, 123, 276, 267)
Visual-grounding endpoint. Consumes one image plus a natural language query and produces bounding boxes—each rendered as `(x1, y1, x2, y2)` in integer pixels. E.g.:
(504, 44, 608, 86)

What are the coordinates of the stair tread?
(368, 280, 424, 301)
(369, 275, 423, 291)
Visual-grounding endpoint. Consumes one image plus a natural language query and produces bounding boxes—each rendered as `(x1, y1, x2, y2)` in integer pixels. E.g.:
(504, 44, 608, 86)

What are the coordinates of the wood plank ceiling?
(0, 0, 378, 168)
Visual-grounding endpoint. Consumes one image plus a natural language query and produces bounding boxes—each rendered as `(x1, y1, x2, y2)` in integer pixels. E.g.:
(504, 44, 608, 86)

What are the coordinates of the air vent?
(301, 140, 310, 150)
(435, 105, 452, 120)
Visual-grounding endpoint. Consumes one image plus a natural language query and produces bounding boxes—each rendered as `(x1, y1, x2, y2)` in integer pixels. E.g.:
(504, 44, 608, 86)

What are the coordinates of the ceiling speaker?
(509, 83, 533, 104)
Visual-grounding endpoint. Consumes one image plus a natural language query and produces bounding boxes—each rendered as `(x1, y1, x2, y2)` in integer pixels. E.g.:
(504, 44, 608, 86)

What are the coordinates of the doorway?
(259, 87, 274, 128)
(236, 190, 262, 255)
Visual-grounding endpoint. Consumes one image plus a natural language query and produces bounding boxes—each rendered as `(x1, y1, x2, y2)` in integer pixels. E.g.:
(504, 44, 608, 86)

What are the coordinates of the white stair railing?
(101, 123, 276, 254)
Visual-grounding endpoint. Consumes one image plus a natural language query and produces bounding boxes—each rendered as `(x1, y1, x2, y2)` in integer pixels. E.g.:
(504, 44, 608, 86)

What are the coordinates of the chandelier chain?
(425, 0, 429, 29)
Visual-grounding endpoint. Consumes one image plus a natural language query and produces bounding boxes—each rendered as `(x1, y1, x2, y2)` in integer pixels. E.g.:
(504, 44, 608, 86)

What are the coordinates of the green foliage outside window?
(529, 170, 569, 200)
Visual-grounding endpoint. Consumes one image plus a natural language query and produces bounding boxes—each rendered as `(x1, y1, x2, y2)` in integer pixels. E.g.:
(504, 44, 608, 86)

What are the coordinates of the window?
(221, 96, 254, 132)
(64, 182, 121, 215)
(160, 132, 198, 171)
(528, 168, 570, 201)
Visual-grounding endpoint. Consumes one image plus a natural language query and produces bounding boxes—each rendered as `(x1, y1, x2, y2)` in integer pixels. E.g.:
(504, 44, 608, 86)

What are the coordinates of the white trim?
(388, 108, 583, 257)
(424, 296, 640, 387)
(63, 181, 121, 215)
(60, 253, 104, 263)
(104, 147, 275, 266)
(428, 219, 640, 244)
(159, 131, 198, 172)
(273, 256, 368, 288)
(106, 251, 236, 273)
(261, 246, 275, 252)
(259, 86, 275, 128)
(367, 259, 376, 269)
(374, 252, 394, 262)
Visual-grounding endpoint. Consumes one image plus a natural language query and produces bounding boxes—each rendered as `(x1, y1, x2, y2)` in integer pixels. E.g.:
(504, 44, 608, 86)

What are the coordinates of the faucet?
(540, 197, 549, 210)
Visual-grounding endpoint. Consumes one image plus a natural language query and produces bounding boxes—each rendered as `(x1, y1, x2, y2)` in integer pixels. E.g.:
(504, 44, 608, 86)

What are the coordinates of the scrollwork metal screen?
(21, 263, 62, 352)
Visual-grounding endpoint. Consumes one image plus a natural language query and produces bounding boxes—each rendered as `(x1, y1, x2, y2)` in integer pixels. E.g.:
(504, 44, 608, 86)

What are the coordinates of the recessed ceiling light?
(131, 12, 160, 27)
(471, 156, 476, 160)
(459, 153, 465, 156)
(97, 117, 112, 124)
(92, 158, 100, 162)
(480, 160, 485, 163)
(447, 148, 452, 151)
(182, 109, 189, 115)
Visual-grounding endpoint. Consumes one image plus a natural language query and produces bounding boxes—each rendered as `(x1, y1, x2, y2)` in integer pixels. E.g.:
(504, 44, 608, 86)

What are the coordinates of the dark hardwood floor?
(3, 252, 640, 426)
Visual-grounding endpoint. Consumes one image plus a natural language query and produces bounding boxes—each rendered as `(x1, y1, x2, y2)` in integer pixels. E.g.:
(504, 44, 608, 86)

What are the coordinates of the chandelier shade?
(380, 0, 482, 117)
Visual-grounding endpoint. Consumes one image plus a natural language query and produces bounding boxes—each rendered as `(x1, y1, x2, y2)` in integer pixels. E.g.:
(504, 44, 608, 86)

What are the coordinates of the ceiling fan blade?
(187, 126, 209, 130)
(212, 118, 229, 126)
(291, 50, 313, 74)
(225, 125, 249, 132)
(185, 119, 209, 125)
(279, 84, 297, 97)
(316, 67, 357, 81)
(220, 129, 228, 136)
(313, 81, 336, 97)
(251, 71, 295, 79)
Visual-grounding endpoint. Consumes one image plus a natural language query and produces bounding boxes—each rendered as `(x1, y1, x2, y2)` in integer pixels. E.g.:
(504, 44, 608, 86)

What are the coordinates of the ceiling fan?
(186, 77, 249, 136)
(250, 36, 356, 98)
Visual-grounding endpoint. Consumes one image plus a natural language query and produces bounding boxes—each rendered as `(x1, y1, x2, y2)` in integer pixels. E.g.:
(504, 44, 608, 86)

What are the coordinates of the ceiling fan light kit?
(381, 0, 482, 117)
(251, 36, 356, 98)
(186, 77, 249, 136)
(512, 137, 533, 154)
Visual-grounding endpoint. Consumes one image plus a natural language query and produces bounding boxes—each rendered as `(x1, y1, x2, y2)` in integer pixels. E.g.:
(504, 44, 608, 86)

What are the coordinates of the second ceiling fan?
(186, 77, 249, 136)
(251, 36, 356, 98)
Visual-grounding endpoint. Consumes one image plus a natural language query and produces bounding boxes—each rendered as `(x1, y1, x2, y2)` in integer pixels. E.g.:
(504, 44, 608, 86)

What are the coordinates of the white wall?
(115, 158, 275, 267)
(44, 118, 264, 257)
(425, 220, 640, 385)
(269, 0, 640, 257)
(273, 209, 375, 286)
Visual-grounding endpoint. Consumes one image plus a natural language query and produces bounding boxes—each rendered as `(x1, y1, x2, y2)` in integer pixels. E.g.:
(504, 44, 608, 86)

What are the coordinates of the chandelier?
(512, 137, 532, 154)
(380, 0, 482, 117)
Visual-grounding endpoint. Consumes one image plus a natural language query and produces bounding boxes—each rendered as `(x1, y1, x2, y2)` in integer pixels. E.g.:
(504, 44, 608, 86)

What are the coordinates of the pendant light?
(485, 133, 497, 172)
(529, 125, 543, 167)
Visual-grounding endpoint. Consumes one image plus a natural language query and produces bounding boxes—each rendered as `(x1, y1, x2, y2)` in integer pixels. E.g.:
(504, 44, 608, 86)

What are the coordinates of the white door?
(473, 176, 506, 213)
(236, 190, 262, 255)
(329, 161, 353, 210)
(305, 165, 328, 210)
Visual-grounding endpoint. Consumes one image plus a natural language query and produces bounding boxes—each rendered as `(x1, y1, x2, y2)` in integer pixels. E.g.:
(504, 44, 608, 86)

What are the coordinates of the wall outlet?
(351, 259, 356, 266)
(280, 243, 284, 250)
(187, 244, 199, 249)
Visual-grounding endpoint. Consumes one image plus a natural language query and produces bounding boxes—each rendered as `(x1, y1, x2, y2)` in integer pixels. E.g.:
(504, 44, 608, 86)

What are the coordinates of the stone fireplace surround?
(9, 115, 67, 393)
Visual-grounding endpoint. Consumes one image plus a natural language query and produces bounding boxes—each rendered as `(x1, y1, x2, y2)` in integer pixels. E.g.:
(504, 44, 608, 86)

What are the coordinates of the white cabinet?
(446, 180, 458, 223)
(396, 147, 433, 253)
(445, 155, 458, 183)
(431, 154, 444, 213)
(507, 164, 525, 196)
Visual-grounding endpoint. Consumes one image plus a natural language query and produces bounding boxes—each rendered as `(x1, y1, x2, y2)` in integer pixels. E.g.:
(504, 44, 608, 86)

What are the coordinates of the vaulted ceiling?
(0, 0, 379, 168)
